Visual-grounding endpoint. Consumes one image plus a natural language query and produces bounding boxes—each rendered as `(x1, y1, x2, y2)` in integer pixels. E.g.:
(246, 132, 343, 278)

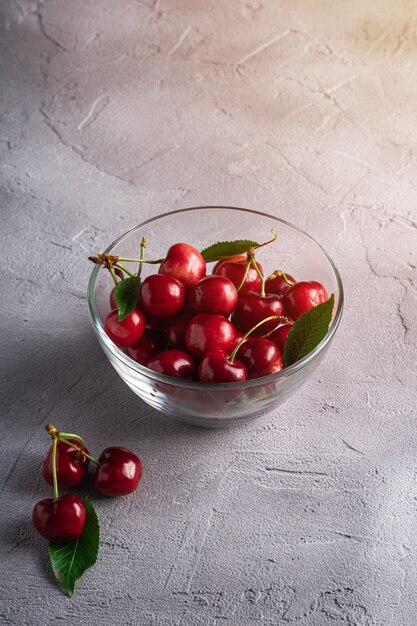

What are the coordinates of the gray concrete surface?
(1, 0, 417, 624)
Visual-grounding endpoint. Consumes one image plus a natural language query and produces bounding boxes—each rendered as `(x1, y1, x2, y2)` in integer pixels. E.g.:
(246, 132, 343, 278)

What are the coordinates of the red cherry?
(43, 439, 89, 489)
(231, 329, 246, 351)
(215, 259, 264, 295)
(268, 323, 293, 353)
(126, 330, 165, 365)
(284, 281, 328, 320)
(110, 287, 117, 310)
(94, 447, 142, 496)
(213, 255, 246, 274)
(165, 314, 192, 350)
(237, 337, 283, 379)
(147, 350, 196, 380)
(265, 273, 296, 296)
(231, 292, 285, 335)
(188, 275, 238, 316)
(185, 314, 236, 360)
(32, 494, 86, 543)
(104, 308, 146, 348)
(141, 274, 185, 318)
(198, 350, 247, 383)
(159, 243, 206, 288)
(145, 315, 166, 334)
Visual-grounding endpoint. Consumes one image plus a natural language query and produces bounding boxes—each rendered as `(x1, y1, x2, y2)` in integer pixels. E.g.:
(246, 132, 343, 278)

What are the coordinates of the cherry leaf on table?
(282, 294, 335, 367)
(201, 239, 259, 262)
(114, 275, 141, 321)
(48, 499, 99, 597)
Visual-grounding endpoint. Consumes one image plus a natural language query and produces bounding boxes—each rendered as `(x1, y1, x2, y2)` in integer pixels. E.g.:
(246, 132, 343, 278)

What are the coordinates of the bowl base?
(176, 409, 270, 429)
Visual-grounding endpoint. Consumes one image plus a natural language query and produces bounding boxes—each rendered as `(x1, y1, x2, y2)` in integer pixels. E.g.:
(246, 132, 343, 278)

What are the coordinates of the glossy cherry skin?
(284, 281, 328, 320)
(165, 314, 192, 350)
(126, 330, 165, 365)
(95, 447, 142, 496)
(188, 275, 238, 316)
(185, 314, 236, 360)
(213, 255, 246, 274)
(104, 308, 146, 348)
(147, 350, 196, 380)
(237, 337, 283, 379)
(231, 329, 246, 351)
(231, 291, 285, 335)
(159, 243, 206, 288)
(268, 323, 293, 354)
(32, 494, 86, 543)
(110, 287, 117, 310)
(198, 350, 248, 383)
(141, 274, 185, 318)
(265, 273, 296, 297)
(215, 259, 264, 295)
(43, 439, 89, 489)
(145, 315, 166, 335)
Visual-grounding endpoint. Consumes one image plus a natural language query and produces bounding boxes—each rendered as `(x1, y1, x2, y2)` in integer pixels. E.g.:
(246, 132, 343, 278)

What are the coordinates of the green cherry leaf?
(282, 294, 335, 367)
(114, 275, 141, 321)
(201, 239, 260, 263)
(48, 499, 99, 597)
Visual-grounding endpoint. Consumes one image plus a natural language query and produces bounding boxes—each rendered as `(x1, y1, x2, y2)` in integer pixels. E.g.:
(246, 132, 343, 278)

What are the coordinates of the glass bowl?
(87, 206, 343, 427)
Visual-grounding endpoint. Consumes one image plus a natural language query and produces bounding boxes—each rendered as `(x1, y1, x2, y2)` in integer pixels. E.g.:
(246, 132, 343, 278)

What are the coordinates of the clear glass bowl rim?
(87, 205, 344, 391)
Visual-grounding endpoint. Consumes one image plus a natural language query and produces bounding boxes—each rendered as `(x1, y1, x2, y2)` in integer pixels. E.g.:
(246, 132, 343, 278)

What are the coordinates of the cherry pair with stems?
(32, 425, 142, 544)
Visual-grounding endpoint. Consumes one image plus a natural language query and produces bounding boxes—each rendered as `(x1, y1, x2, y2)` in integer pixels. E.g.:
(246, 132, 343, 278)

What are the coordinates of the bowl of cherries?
(87, 206, 343, 427)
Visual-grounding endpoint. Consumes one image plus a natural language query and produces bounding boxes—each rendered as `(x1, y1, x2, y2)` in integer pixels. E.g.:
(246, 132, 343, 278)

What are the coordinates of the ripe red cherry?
(284, 281, 328, 320)
(231, 292, 285, 335)
(198, 350, 247, 383)
(43, 439, 89, 489)
(265, 272, 296, 296)
(32, 494, 86, 543)
(268, 323, 293, 353)
(237, 337, 283, 379)
(215, 259, 264, 295)
(185, 314, 236, 360)
(165, 314, 192, 350)
(104, 308, 146, 347)
(159, 243, 206, 288)
(126, 330, 165, 365)
(147, 350, 196, 380)
(94, 447, 143, 496)
(231, 329, 246, 351)
(141, 274, 185, 318)
(145, 315, 166, 334)
(213, 255, 246, 274)
(188, 275, 238, 316)
(110, 287, 117, 310)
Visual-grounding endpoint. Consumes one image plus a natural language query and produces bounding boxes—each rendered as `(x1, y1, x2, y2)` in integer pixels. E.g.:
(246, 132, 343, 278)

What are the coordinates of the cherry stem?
(108, 267, 118, 286)
(58, 431, 85, 446)
(229, 315, 287, 363)
(115, 262, 134, 277)
(51, 436, 59, 502)
(138, 237, 146, 277)
(117, 257, 164, 264)
(261, 316, 292, 337)
(236, 259, 251, 292)
(58, 436, 100, 465)
(251, 258, 265, 297)
(254, 229, 278, 251)
(268, 270, 295, 287)
(45, 425, 100, 466)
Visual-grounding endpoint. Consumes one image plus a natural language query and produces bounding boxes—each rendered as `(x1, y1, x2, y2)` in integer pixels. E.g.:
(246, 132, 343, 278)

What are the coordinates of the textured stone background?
(1, 0, 417, 624)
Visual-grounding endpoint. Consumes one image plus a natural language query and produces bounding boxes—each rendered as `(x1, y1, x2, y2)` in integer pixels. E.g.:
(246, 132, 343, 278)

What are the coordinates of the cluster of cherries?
(103, 240, 329, 383)
(32, 425, 142, 544)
